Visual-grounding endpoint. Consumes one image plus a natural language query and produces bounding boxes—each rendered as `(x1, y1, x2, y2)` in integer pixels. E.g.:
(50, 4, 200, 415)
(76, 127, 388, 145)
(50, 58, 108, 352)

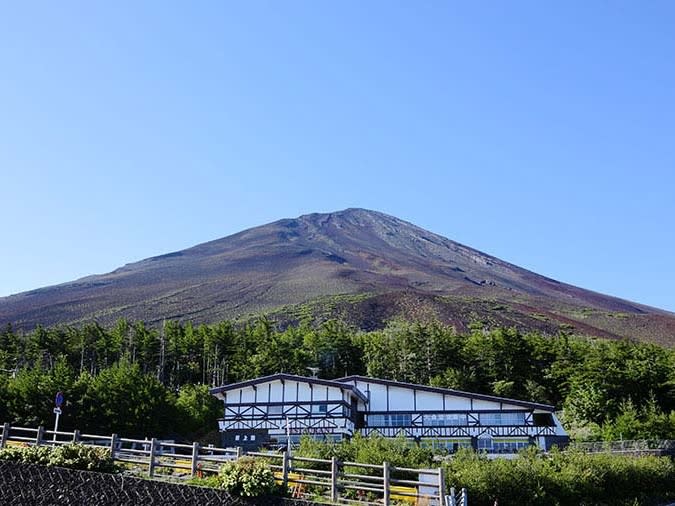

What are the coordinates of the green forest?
(1, 318, 674, 441)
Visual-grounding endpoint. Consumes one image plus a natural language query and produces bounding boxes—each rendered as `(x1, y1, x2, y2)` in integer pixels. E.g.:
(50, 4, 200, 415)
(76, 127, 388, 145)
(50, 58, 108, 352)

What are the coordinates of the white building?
(209, 374, 568, 453)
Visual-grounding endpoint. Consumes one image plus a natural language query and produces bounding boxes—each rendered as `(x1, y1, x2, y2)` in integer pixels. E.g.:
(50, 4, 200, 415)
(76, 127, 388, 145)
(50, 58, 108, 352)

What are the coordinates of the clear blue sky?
(1, 1, 674, 311)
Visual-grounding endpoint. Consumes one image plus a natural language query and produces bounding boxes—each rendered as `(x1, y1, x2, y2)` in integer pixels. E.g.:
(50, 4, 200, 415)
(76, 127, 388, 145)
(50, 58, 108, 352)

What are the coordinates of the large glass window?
(267, 405, 283, 415)
(312, 403, 328, 414)
(493, 439, 530, 453)
(477, 437, 493, 451)
(422, 413, 468, 426)
(533, 413, 554, 427)
(275, 433, 344, 446)
(275, 435, 302, 445)
(479, 412, 526, 426)
(420, 438, 472, 452)
(367, 414, 413, 427)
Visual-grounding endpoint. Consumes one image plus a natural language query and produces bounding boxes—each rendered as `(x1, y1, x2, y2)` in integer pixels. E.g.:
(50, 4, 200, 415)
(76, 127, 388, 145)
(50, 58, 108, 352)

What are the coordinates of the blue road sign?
(55, 391, 64, 408)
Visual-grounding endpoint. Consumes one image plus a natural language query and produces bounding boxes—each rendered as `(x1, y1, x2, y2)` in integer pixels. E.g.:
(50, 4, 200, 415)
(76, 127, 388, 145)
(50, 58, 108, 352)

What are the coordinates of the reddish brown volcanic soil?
(1, 209, 673, 344)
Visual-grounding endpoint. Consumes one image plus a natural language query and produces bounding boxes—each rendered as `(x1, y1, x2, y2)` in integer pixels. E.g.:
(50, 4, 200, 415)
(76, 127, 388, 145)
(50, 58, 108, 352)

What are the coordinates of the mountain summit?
(1, 208, 673, 343)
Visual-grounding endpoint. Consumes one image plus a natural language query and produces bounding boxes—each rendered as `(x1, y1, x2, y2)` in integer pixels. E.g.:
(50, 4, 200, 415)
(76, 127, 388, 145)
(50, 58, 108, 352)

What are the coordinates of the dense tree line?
(1, 318, 674, 440)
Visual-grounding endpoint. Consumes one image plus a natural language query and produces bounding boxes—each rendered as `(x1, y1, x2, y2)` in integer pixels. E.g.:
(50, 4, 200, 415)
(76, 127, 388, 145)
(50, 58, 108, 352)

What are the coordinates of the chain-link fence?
(0, 461, 316, 506)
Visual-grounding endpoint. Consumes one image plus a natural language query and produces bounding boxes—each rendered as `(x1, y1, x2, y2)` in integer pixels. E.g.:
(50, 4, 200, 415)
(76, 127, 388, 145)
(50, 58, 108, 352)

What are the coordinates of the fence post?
(36, 426, 44, 446)
(236, 446, 242, 459)
(281, 451, 289, 490)
(110, 434, 118, 459)
(383, 461, 390, 506)
(72, 430, 80, 443)
(438, 466, 446, 504)
(190, 442, 200, 477)
(449, 487, 456, 506)
(0, 423, 9, 449)
(330, 456, 339, 502)
(461, 487, 468, 506)
(148, 438, 157, 478)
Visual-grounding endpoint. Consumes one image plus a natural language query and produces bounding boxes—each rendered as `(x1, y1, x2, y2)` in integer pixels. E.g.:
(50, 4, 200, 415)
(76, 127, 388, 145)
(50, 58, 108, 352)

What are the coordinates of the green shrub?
(187, 475, 223, 488)
(0, 446, 25, 462)
(0, 444, 118, 473)
(0, 445, 52, 465)
(217, 457, 279, 497)
(297, 435, 355, 462)
(443, 448, 675, 506)
(349, 434, 433, 470)
(49, 444, 118, 473)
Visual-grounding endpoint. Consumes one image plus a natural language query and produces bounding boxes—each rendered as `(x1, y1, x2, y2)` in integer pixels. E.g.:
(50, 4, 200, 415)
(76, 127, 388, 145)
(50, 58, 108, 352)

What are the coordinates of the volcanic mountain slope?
(1, 208, 673, 344)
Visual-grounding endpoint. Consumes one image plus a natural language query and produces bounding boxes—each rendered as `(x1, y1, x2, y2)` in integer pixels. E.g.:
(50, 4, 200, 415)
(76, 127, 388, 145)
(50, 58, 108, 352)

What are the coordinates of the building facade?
(209, 374, 568, 452)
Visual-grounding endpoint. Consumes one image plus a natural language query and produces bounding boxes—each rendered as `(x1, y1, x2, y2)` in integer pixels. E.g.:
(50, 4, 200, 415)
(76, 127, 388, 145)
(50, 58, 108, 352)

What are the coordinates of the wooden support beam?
(110, 434, 118, 458)
(330, 456, 338, 502)
(383, 461, 390, 506)
(190, 442, 200, 477)
(148, 438, 157, 478)
(36, 426, 44, 446)
(0, 423, 9, 449)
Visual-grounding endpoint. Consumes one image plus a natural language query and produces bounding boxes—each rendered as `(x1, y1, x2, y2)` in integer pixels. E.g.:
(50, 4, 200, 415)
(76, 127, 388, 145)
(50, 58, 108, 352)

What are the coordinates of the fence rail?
(0, 422, 448, 505)
(568, 439, 675, 454)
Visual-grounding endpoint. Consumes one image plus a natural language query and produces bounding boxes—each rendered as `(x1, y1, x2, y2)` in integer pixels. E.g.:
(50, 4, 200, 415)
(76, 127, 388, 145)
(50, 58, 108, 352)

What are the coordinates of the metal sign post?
(286, 416, 291, 455)
(53, 391, 64, 443)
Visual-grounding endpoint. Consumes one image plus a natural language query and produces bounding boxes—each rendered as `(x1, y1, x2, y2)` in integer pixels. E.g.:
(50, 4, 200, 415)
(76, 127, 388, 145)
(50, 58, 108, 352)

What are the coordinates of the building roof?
(209, 373, 369, 403)
(336, 375, 555, 411)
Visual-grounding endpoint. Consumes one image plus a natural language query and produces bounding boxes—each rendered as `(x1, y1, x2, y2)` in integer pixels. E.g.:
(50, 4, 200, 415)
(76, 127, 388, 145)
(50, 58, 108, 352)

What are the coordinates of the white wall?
(472, 399, 502, 410)
(442, 395, 472, 410)
(269, 382, 283, 402)
(240, 386, 255, 403)
(349, 379, 515, 413)
(415, 390, 442, 410)
(388, 386, 414, 410)
(221, 379, 357, 407)
(551, 413, 567, 436)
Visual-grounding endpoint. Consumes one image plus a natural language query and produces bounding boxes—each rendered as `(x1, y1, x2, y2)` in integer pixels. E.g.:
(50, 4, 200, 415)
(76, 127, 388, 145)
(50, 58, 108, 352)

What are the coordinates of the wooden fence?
(0, 423, 447, 505)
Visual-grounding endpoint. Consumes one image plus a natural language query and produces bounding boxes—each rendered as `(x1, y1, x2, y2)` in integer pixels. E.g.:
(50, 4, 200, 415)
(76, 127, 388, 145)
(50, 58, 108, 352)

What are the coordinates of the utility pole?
(286, 416, 292, 455)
